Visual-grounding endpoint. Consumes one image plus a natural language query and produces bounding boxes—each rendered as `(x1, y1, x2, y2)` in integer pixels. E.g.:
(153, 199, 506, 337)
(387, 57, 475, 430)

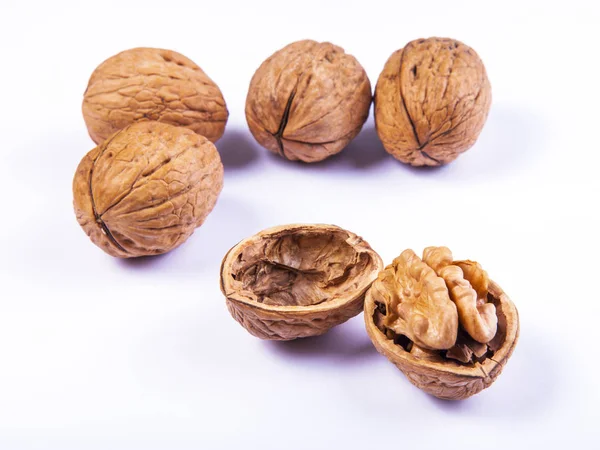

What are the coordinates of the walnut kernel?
(365, 246, 519, 400)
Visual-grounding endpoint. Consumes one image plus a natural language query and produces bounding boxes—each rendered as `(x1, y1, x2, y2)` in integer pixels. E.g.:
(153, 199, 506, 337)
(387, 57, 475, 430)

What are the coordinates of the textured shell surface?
(245, 40, 372, 163)
(375, 37, 491, 166)
(73, 121, 223, 258)
(83, 47, 228, 145)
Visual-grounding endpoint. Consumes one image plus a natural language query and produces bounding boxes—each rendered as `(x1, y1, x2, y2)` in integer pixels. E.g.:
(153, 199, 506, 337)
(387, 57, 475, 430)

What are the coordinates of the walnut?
(369, 249, 458, 350)
(220, 224, 383, 340)
(245, 40, 372, 163)
(374, 38, 491, 166)
(365, 246, 519, 400)
(82, 47, 228, 145)
(439, 264, 497, 344)
(422, 248, 498, 343)
(73, 121, 223, 258)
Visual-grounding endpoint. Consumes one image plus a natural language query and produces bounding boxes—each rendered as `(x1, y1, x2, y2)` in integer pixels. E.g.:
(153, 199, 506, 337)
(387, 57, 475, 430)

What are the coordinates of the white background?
(1, 0, 598, 448)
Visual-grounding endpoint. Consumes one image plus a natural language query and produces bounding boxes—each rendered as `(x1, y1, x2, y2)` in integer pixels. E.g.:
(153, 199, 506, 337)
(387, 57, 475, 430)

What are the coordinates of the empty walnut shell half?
(83, 47, 228, 145)
(365, 248, 519, 400)
(374, 37, 491, 166)
(245, 40, 372, 163)
(73, 121, 223, 258)
(220, 224, 383, 340)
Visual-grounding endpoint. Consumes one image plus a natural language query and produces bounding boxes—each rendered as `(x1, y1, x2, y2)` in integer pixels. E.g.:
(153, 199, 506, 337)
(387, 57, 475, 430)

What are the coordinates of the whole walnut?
(375, 38, 491, 166)
(245, 40, 372, 163)
(82, 47, 228, 145)
(73, 121, 223, 258)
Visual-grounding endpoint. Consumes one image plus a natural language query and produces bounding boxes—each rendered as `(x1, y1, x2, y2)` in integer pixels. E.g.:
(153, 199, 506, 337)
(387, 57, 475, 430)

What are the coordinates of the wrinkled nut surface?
(365, 247, 519, 400)
(220, 224, 383, 340)
(245, 40, 372, 163)
(374, 37, 491, 166)
(73, 121, 224, 258)
(370, 249, 458, 350)
(83, 47, 228, 145)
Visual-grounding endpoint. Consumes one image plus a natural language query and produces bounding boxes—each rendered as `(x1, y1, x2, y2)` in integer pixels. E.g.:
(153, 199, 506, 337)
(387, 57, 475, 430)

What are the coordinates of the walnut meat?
(220, 224, 383, 340)
(374, 38, 491, 166)
(73, 121, 223, 258)
(245, 40, 372, 163)
(82, 48, 228, 145)
(365, 247, 519, 400)
(370, 249, 458, 350)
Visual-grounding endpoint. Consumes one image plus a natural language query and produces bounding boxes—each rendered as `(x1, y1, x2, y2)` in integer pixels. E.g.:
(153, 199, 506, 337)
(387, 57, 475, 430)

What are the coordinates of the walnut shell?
(365, 248, 519, 400)
(82, 47, 228, 145)
(73, 121, 223, 258)
(220, 224, 383, 340)
(374, 37, 491, 166)
(245, 40, 372, 163)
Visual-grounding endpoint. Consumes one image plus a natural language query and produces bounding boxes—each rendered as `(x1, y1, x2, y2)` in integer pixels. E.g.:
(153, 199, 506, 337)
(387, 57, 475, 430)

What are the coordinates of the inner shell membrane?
(231, 229, 373, 306)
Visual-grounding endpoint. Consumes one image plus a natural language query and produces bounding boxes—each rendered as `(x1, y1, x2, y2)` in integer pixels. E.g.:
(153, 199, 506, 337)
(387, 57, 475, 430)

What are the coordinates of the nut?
(82, 47, 228, 145)
(73, 121, 223, 258)
(374, 37, 491, 166)
(220, 224, 383, 340)
(369, 249, 458, 350)
(245, 40, 372, 163)
(365, 247, 519, 400)
(422, 247, 498, 343)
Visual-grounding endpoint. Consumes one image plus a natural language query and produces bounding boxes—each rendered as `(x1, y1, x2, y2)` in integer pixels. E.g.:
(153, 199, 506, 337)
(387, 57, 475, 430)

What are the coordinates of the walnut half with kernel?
(365, 247, 519, 400)
(220, 224, 383, 340)
(73, 121, 223, 258)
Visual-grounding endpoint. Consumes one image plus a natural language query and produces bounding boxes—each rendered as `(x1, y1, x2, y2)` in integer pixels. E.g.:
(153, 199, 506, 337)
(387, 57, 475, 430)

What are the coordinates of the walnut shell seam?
(73, 122, 223, 258)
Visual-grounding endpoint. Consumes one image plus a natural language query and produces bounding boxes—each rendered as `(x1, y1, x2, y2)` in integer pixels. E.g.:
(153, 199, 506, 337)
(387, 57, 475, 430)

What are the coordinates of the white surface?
(1, 0, 599, 448)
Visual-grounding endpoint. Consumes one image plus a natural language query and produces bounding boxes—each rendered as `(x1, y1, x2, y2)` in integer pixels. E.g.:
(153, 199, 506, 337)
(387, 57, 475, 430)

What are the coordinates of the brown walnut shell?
(82, 47, 228, 145)
(73, 121, 223, 258)
(245, 40, 372, 163)
(220, 224, 383, 340)
(365, 280, 519, 400)
(374, 37, 491, 166)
